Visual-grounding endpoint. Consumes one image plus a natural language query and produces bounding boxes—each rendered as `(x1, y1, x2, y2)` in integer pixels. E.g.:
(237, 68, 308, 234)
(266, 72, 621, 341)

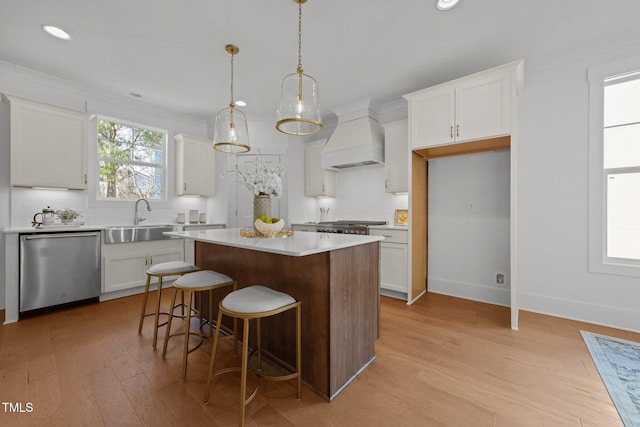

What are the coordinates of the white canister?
(189, 210, 199, 224)
(177, 213, 185, 224)
(199, 212, 206, 223)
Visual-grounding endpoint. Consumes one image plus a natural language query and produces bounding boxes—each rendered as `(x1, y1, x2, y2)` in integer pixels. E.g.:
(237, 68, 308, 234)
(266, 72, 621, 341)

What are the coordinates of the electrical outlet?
(495, 272, 506, 286)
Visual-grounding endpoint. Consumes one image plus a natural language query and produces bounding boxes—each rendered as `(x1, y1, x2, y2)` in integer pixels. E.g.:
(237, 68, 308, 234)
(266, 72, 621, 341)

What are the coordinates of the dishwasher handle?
(23, 232, 100, 240)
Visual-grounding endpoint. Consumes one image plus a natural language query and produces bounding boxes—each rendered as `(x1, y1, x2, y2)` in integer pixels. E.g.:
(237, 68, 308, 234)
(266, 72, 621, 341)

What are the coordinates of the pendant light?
(275, 0, 323, 136)
(213, 44, 250, 153)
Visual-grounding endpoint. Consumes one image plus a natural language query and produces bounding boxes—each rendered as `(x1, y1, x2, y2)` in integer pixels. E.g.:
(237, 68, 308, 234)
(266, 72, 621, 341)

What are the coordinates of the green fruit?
(271, 217, 280, 223)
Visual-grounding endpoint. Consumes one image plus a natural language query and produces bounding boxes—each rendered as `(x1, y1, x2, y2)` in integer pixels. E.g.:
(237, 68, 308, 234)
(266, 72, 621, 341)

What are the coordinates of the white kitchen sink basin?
(103, 225, 180, 244)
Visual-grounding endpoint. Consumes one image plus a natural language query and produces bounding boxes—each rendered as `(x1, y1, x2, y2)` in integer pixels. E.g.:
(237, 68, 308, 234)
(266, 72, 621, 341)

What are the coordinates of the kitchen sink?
(103, 225, 181, 244)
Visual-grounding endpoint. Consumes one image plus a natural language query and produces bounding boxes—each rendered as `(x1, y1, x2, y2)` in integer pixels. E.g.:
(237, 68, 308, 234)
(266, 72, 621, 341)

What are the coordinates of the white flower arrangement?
(228, 153, 285, 197)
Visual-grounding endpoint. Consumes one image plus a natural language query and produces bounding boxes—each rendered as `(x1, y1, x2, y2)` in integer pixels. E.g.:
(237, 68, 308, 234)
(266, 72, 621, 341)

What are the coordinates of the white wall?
(428, 150, 511, 306)
(314, 166, 409, 224)
(517, 39, 640, 332)
(0, 98, 9, 310)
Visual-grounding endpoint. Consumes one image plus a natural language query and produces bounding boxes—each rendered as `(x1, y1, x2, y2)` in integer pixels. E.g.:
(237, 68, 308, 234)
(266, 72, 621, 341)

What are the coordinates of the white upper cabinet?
(174, 133, 215, 197)
(404, 62, 521, 150)
(455, 70, 511, 142)
(382, 119, 409, 193)
(305, 139, 336, 197)
(4, 94, 89, 189)
(407, 86, 455, 149)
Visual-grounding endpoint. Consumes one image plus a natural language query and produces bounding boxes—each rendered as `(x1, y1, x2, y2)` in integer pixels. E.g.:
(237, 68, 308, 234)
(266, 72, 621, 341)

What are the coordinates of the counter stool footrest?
(214, 366, 260, 406)
(162, 331, 205, 355)
(161, 270, 237, 381)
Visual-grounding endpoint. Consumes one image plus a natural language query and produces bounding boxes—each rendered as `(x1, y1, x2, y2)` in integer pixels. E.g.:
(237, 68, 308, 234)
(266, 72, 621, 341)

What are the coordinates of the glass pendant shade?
(213, 44, 250, 153)
(213, 105, 250, 153)
(276, 70, 322, 135)
(275, 0, 322, 136)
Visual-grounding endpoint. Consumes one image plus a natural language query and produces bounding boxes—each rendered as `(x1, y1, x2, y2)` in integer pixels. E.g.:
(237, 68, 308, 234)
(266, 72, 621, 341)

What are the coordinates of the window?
(604, 73, 640, 261)
(97, 118, 166, 200)
(589, 61, 640, 277)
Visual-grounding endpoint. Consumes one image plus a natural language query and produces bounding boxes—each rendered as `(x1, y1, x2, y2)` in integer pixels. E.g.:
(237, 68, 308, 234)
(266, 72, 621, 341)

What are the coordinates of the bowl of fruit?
(254, 215, 285, 236)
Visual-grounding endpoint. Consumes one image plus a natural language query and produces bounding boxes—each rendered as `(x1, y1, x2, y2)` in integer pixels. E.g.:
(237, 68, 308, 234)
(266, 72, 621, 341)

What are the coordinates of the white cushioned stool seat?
(175, 270, 234, 289)
(147, 260, 199, 275)
(222, 285, 296, 314)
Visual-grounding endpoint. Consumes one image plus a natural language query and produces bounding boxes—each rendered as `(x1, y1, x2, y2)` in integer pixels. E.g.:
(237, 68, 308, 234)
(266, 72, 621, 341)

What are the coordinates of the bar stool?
(204, 285, 301, 427)
(162, 270, 237, 380)
(138, 261, 200, 348)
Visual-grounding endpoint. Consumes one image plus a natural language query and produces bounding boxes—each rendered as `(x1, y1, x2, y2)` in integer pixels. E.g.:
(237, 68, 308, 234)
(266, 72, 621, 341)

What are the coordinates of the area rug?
(581, 330, 640, 427)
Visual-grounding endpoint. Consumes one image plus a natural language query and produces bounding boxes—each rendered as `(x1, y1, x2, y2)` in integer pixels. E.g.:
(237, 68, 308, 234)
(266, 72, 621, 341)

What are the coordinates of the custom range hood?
(321, 99, 384, 170)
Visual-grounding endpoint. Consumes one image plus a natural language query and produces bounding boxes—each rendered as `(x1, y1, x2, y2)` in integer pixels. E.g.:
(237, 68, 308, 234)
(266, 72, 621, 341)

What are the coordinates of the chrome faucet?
(134, 198, 151, 225)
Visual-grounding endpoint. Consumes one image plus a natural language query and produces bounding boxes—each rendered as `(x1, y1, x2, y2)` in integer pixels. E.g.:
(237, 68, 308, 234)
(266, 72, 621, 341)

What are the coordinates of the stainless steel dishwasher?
(20, 231, 101, 313)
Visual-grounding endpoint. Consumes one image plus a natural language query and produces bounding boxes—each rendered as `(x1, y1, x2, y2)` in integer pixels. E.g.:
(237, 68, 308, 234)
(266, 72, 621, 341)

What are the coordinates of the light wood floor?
(1, 292, 638, 426)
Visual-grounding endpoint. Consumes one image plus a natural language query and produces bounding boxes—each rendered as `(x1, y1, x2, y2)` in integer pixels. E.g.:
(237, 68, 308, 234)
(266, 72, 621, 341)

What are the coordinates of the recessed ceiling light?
(436, 0, 460, 11)
(41, 25, 71, 40)
(235, 100, 247, 107)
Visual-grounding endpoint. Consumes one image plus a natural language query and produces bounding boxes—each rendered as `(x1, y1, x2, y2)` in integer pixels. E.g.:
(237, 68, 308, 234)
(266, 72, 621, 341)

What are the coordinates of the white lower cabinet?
(102, 239, 185, 293)
(369, 228, 408, 300)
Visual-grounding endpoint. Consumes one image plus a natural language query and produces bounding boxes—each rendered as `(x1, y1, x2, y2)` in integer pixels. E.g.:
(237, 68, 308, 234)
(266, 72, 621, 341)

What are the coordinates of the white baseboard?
(99, 279, 176, 302)
(519, 291, 640, 333)
(380, 288, 407, 301)
(428, 277, 510, 307)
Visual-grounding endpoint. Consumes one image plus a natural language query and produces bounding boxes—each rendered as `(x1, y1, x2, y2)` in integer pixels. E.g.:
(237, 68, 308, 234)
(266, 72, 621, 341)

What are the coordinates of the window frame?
(90, 115, 170, 208)
(588, 58, 640, 277)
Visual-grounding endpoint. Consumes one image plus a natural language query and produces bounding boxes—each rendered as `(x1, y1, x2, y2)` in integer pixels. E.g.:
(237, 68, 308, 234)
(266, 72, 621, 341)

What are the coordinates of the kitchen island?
(165, 228, 382, 401)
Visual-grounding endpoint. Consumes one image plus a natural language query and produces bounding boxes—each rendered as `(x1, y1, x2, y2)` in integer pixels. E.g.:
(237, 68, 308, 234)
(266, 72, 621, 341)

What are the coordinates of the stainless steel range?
(315, 220, 387, 235)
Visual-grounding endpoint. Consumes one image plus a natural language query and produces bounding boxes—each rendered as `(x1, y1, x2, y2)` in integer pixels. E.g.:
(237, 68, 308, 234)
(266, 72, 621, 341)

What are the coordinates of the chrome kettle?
(33, 206, 56, 226)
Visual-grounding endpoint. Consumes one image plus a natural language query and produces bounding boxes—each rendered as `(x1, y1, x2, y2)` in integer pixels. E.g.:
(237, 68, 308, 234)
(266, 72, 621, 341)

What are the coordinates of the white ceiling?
(1, 0, 640, 121)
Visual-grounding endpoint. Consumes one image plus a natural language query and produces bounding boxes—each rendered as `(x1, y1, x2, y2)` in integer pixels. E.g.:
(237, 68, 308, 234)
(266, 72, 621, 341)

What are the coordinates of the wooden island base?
(195, 240, 379, 401)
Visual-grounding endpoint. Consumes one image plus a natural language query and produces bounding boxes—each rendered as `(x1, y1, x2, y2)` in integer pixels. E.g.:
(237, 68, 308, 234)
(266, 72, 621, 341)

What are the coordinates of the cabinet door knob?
(456, 124, 459, 138)
(322, 184, 325, 193)
(385, 179, 388, 189)
(450, 126, 453, 139)
(184, 182, 187, 191)
(84, 174, 88, 184)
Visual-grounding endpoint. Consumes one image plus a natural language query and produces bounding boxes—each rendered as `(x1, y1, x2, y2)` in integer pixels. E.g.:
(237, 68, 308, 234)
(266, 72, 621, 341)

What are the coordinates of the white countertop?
(3, 225, 104, 233)
(2, 223, 225, 234)
(165, 228, 384, 257)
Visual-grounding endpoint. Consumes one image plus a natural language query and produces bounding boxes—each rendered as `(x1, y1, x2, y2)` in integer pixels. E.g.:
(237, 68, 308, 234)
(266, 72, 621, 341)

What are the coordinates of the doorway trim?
(410, 134, 518, 330)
